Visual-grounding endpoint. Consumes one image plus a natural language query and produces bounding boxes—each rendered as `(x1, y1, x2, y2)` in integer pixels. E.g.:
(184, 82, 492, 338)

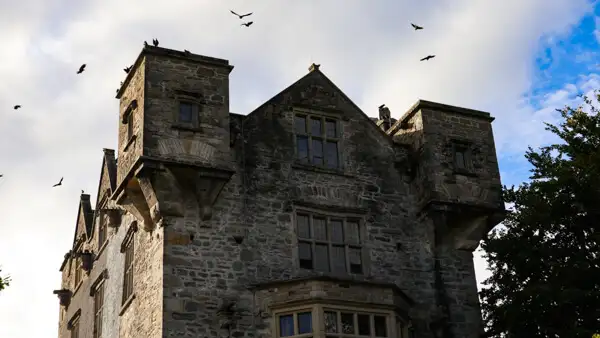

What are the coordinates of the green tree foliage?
(480, 92, 600, 337)
(0, 268, 10, 292)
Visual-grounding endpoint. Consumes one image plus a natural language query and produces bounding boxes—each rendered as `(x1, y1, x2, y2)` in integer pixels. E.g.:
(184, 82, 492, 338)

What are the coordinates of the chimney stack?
(378, 104, 392, 131)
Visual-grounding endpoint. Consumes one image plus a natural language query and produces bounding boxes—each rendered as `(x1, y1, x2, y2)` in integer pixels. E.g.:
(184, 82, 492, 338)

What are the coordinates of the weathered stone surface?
(56, 46, 505, 338)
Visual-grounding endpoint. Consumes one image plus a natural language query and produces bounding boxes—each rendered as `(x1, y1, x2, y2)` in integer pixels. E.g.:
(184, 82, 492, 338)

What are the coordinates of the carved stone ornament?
(53, 289, 72, 307)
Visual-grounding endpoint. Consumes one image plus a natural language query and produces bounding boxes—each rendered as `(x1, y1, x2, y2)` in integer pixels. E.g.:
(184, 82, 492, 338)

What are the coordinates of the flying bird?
(420, 55, 436, 61)
(0, 174, 3, 178)
(124, 65, 132, 73)
(411, 23, 423, 30)
(152, 38, 159, 47)
(53, 177, 63, 187)
(77, 64, 86, 74)
(13, 105, 21, 110)
(230, 10, 253, 19)
(241, 21, 253, 27)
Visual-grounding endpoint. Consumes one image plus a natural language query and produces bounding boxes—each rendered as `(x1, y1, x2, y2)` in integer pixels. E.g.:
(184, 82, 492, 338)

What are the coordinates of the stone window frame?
(172, 91, 204, 131)
(91, 273, 106, 338)
(292, 107, 343, 171)
(292, 206, 369, 276)
(67, 309, 81, 338)
(72, 242, 84, 294)
(272, 303, 402, 338)
(119, 221, 137, 315)
(121, 99, 138, 151)
(97, 211, 108, 254)
(451, 138, 474, 175)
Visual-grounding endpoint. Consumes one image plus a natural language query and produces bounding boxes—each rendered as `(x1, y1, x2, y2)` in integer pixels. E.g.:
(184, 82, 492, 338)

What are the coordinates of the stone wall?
(117, 58, 146, 184)
(141, 50, 234, 170)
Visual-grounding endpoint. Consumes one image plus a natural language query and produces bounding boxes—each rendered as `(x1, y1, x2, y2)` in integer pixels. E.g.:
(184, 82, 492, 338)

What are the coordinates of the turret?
(392, 100, 505, 250)
(112, 46, 235, 231)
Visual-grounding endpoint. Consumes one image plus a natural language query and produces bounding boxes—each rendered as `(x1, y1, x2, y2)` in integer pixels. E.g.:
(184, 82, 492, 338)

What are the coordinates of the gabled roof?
(94, 148, 117, 210)
(243, 64, 395, 146)
(71, 194, 94, 249)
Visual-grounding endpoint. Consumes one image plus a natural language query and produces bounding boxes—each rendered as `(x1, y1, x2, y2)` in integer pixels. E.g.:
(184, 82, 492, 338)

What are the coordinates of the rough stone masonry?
(54, 45, 505, 338)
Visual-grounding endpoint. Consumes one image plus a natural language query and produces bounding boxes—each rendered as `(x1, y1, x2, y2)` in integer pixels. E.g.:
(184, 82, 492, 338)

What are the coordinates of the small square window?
(179, 102, 194, 123)
(453, 143, 471, 171)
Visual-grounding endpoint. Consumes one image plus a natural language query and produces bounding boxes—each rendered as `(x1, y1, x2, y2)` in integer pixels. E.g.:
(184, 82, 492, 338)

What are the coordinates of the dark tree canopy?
(480, 92, 600, 338)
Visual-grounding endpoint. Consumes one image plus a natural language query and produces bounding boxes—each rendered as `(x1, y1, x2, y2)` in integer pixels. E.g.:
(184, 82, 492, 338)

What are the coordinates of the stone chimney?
(379, 104, 392, 130)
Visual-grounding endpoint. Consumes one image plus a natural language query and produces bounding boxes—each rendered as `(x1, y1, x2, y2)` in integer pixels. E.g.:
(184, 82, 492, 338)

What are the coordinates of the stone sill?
(292, 163, 354, 178)
(123, 135, 137, 152)
(95, 240, 109, 261)
(119, 294, 136, 316)
(172, 123, 202, 133)
(453, 168, 477, 177)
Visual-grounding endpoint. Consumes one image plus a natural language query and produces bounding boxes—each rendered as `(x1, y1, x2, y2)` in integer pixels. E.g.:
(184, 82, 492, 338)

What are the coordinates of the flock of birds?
(2, 11, 434, 189)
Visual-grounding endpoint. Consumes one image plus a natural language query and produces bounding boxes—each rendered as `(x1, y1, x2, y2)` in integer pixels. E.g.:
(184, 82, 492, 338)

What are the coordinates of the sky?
(0, 0, 599, 336)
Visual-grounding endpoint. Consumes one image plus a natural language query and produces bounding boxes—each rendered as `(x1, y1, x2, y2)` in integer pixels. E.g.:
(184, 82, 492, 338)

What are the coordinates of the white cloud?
(0, 0, 597, 336)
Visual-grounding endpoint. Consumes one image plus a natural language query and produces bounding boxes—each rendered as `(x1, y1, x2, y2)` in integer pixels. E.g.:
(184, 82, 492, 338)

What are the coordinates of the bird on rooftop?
(152, 38, 159, 47)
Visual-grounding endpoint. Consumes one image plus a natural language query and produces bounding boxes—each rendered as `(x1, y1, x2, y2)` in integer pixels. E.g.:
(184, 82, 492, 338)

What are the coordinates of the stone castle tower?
(54, 46, 505, 338)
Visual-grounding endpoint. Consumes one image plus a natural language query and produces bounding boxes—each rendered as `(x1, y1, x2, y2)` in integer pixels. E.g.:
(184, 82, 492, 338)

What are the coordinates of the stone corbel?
(53, 289, 72, 307)
(100, 208, 123, 227)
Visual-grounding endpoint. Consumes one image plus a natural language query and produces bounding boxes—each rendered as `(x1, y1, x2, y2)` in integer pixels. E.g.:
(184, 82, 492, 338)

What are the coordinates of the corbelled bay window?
(275, 305, 398, 338)
(296, 212, 364, 274)
(294, 113, 340, 169)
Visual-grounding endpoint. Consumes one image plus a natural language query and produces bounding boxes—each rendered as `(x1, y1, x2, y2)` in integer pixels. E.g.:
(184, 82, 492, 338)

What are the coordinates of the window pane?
(349, 248, 362, 274)
(341, 313, 354, 334)
(357, 314, 370, 335)
(297, 136, 309, 163)
(325, 141, 338, 169)
(374, 316, 387, 337)
(329, 220, 343, 242)
(326, 119, 337, 138)
(312, 217, 327, 240)
(179, 102, 193, 122)
(295, 115, 307, 133)
(298, 242, 313, 269)
(331, 245, 347, 274)
(455, 150, 465, 168)
(324, 311, 338, 333)
(312, 139, 323, 165)
(279, 315, 294, 337)
(314, 244, 329, 272)
(297, 312, 312, 334)
(345, 221, 360, 244)
(311, 117, 322, 136)
(296, 215, 310, 238)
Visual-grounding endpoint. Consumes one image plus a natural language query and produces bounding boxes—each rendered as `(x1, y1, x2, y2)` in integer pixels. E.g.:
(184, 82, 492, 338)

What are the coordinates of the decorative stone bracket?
(169, 165, 234, 221)
(428, 202, 506, 251)
(53, 289, 72, 307)
(100, 208, 123, 227)
(114, 158, 234, 231)
(74, 250, 94, 272)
